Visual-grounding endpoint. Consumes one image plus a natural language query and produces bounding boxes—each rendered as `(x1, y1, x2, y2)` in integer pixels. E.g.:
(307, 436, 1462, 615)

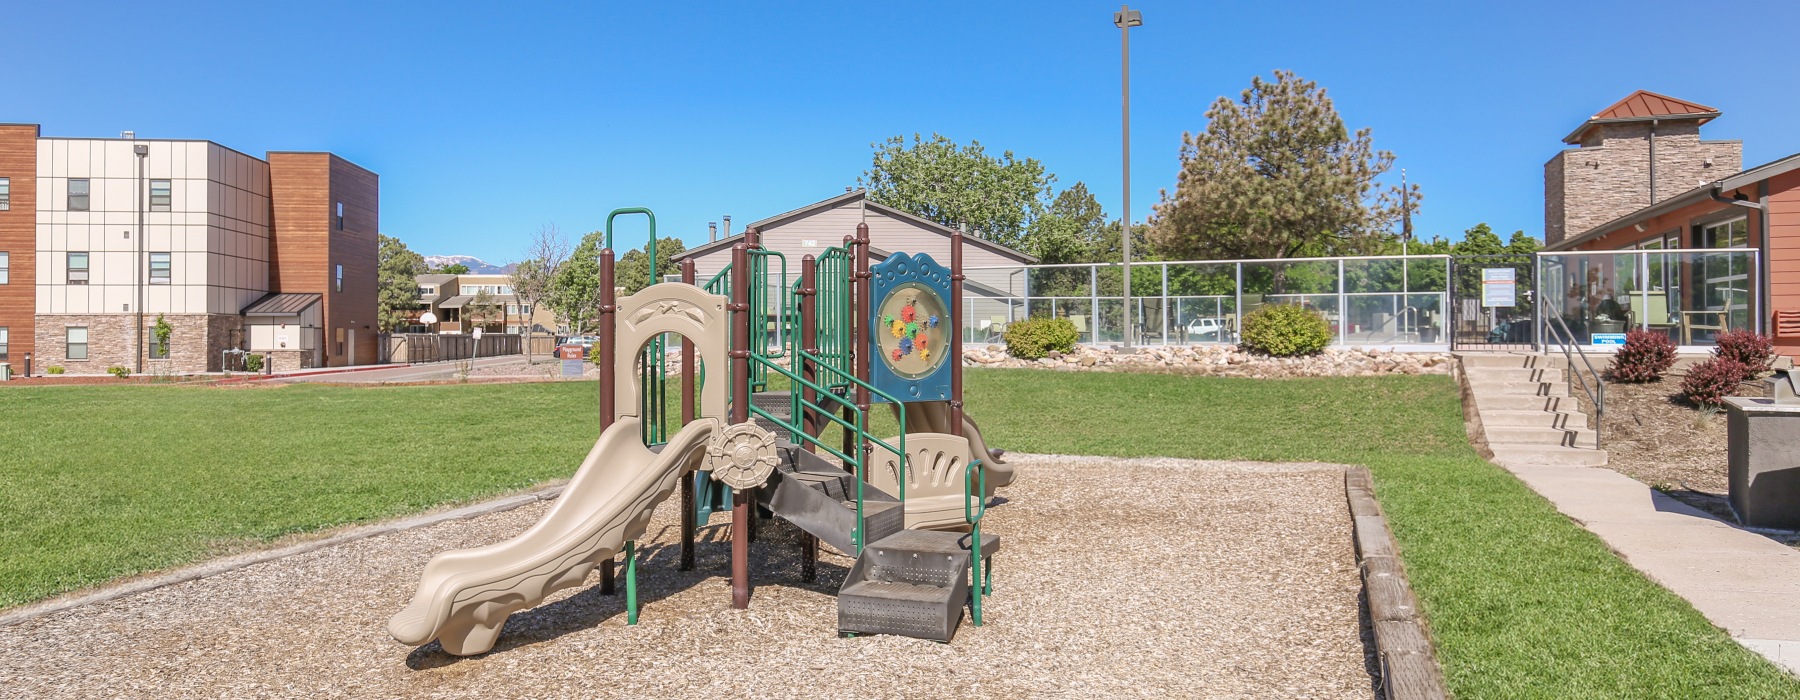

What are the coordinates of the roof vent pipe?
(709, 222, 718, 242)
(723, 214, 732, 236)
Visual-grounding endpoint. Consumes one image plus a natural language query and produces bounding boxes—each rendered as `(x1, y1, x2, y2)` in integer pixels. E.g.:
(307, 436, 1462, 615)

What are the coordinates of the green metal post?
(625, 540, 639, 625)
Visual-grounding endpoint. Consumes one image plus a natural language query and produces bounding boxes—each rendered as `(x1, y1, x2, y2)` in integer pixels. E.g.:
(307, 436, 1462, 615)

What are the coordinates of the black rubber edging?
(1348, 467, 1449, 700)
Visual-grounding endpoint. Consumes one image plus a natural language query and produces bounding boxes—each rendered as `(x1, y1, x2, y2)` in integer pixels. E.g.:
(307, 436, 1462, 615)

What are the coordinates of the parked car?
(1184, 317, 1227, 341)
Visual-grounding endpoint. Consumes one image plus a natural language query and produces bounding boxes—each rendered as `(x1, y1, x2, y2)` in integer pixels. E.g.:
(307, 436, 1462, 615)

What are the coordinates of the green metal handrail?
(748, 355, 905, 553)
(964, 458, 988, 626)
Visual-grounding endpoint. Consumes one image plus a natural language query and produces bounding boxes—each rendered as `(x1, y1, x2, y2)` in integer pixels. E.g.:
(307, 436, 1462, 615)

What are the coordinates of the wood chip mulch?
(0, 455, 1375, 699)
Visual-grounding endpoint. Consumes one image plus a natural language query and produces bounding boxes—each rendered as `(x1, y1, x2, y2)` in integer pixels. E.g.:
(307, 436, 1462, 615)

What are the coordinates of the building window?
(148, 324, 170, 359)
(419, 285, 436, 296)
(68, 179, 90, 211)
(0, 177, 10, 210)
(0, 327, 8, 361)
(335, 264, 343, 292)
(336, 202, 344, 230)
(1702, 217, 1749, 249)
(67, 252, 89, 285)
(149, 252, 171, 284)
(0, 251, 8, 285)
(66, 327, 88, 360)
(150, 180, 172, 211)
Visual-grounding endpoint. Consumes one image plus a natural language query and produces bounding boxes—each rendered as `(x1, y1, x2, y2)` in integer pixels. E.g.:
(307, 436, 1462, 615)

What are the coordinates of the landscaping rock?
(961, 344, 1453, 379)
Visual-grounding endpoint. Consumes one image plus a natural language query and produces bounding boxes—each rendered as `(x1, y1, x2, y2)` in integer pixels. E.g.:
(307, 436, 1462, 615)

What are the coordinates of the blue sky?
(9, 1, 1799, 262)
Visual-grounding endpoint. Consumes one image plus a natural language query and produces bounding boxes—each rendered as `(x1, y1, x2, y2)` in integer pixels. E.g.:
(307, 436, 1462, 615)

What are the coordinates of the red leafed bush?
(1680, 357, 1750, 408)
(1712, 329, 1775, 380)
(1606, 330, 1678, 383)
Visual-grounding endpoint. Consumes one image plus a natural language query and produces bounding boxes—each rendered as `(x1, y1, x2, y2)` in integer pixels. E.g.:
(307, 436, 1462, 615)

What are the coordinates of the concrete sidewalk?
(1496, 453, 1800, 674)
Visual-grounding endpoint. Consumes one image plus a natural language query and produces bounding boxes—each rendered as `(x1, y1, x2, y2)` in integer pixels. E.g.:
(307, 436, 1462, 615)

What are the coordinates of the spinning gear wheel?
(705, 422, 780, 491)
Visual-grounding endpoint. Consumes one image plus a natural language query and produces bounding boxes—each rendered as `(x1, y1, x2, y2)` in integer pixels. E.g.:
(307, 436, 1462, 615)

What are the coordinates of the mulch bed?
(0, 375, 220, 387)
(0, 455, 1376, 699)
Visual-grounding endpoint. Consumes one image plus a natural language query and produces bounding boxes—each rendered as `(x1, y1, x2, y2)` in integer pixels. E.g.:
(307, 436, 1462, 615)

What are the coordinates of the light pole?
(1114, 5, 1142, 348)
(134, 142, 148, 374)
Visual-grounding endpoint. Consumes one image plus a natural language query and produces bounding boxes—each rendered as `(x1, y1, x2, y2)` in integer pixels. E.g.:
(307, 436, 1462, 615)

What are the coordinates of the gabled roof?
(672, 190, 1039, 264)
(242, 292, 322, 316)
(415, 274, 457, 285)
(1564, 90, 1722, 144)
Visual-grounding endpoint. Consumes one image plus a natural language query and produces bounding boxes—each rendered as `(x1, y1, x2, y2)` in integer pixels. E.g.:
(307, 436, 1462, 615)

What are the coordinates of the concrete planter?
(1725, 371, 1800, 529)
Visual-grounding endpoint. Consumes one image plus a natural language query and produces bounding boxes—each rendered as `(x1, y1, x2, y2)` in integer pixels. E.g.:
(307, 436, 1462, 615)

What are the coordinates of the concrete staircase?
(1459, 353, 1608, 467)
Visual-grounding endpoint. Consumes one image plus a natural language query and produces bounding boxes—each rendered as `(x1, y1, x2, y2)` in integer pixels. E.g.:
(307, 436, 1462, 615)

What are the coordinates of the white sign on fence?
(1482, 268, 1516, 308)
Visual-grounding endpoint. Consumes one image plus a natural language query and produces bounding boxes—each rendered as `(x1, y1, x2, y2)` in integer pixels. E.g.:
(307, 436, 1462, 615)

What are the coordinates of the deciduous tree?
(549, 231, 607, 334)
(858, 133, 1053, 249)
(615, 237, 688, 295)
(509, 224, 569, 363)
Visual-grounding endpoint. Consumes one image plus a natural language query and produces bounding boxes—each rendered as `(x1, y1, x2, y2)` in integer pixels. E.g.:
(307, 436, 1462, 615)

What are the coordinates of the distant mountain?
(423, 255, 513, 275)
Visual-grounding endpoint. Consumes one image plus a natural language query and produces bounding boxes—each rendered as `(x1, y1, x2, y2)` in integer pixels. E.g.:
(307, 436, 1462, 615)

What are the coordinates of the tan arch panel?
(612, 283, 730, 422)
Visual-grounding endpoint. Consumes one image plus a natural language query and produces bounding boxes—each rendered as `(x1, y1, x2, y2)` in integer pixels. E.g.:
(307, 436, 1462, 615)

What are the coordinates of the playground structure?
(389, 209, 1015, 655)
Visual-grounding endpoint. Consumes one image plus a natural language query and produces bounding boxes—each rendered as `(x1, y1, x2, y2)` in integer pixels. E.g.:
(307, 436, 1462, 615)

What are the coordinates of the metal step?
(751, 390, 795, 442)
(760, 445, 902, 556)
(837, 529, 1000, 642)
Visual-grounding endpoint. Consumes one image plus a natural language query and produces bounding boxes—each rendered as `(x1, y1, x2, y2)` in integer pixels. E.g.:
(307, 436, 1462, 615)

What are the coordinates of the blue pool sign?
(1591, 333, 1627, 346)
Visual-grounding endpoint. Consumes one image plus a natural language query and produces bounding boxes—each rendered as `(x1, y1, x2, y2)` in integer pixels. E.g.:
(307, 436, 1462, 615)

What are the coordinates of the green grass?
(0, 382, 601, 608)
(958, 369, 1799, 699)
(2, 371, 1794, 698)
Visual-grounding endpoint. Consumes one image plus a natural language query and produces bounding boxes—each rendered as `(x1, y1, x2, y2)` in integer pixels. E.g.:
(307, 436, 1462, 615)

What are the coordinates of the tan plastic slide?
(388, 415, 717, 655)
(899, 401, 1016, 495)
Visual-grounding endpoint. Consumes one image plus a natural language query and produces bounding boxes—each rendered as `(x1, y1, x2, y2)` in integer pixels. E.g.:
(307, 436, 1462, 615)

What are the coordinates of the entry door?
(347, 329, 356, 366)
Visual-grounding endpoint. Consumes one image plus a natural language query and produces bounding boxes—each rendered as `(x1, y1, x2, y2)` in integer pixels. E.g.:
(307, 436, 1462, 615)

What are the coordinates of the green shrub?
(46, 366, 65, 375)
(1003, 317, 1079, 360)
(1238, 304, 1332, 357)
(107, 366, 131, 379)
(244, 353, 265, 373)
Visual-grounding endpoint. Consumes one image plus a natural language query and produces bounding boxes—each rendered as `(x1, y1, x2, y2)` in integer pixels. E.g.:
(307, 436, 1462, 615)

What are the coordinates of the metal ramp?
(759, 445, 903, 557)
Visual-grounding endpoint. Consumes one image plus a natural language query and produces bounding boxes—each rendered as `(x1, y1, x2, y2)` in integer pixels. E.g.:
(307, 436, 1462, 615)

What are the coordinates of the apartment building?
(413, 272, 557, 335)
(0, 123, 377, 373)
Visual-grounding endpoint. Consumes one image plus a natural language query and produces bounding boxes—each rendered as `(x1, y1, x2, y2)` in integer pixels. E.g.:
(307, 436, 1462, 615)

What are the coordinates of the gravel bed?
(0, 455, 1373, 699)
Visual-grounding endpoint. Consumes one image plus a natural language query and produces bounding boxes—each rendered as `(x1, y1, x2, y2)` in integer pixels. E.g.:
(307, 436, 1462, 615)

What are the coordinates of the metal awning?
(437, 295, 475, 309)
(242, 293, 322, 316)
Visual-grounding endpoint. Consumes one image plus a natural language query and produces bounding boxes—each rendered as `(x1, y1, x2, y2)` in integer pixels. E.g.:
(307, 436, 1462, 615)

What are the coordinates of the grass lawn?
(3, 371, 1795, 698)
(0, 383, 600, 608)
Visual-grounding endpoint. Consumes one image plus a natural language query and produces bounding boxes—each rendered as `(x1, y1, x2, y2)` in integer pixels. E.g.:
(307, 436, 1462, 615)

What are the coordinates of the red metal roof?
(1563, 90, 1721, 143)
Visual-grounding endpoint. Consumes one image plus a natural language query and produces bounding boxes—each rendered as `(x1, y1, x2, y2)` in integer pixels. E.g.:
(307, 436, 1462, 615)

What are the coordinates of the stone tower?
(1545, 90, 1742, 245)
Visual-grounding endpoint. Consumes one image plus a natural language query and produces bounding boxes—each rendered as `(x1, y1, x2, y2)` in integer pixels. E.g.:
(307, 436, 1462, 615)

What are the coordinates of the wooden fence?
(382, 333, 526, 364)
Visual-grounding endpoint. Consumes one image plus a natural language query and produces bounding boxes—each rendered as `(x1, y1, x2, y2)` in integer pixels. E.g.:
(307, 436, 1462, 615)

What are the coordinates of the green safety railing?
(964, 459, 989, 626)
(812, 246, 854, 388)
(747, 354, 906, 553)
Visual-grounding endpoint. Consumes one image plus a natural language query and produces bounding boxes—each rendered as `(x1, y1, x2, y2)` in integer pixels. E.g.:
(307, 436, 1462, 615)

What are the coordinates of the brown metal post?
(841, 233, 857, 467)
(798, 255, 820, 448)
(598, 247, 618, 593)
(728, 243, 752, 609)
(797, 254, 820, 582)
(679, 258, 698, 571)
(950, 228, 966, 438)
(852, 223, 873, 477)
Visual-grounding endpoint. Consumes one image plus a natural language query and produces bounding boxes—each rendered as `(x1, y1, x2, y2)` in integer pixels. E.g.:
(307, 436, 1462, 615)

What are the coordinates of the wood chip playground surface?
(0, 455, 1375, 699)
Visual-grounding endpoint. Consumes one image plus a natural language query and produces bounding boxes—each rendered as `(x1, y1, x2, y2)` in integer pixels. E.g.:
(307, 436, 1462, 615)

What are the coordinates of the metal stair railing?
(964, 458, 988, 626)
(1537, 296, 1604, 448)
(747, 355, 907, 554)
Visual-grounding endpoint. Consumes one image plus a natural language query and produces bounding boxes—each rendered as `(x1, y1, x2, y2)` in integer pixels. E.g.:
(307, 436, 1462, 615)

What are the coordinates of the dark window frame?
(68, 179, 90, 211)
(336, 202, 344, 230)
(149, 252, 172, 284)
(148, 323, 170, 360)
(0, 177, 10, 211)
(67, 252, 90, 285)
(66, 326, 88, 360)
(335, 264, 343, 292)
(149, 179, 172, 212)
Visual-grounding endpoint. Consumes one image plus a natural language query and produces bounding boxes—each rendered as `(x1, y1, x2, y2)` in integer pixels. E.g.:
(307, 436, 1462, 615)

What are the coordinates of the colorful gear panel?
(867, 252, 954, 402)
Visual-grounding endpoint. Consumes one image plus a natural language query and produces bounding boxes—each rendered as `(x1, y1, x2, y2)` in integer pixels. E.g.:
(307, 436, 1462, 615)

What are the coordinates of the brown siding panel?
(0, 125, 38, 364)
(268, 152, 379, 366)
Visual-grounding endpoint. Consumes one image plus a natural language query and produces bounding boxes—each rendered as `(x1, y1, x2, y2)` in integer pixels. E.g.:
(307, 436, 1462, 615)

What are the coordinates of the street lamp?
(1114, 5, 1142, 348)
(134, 142, 148, 374)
